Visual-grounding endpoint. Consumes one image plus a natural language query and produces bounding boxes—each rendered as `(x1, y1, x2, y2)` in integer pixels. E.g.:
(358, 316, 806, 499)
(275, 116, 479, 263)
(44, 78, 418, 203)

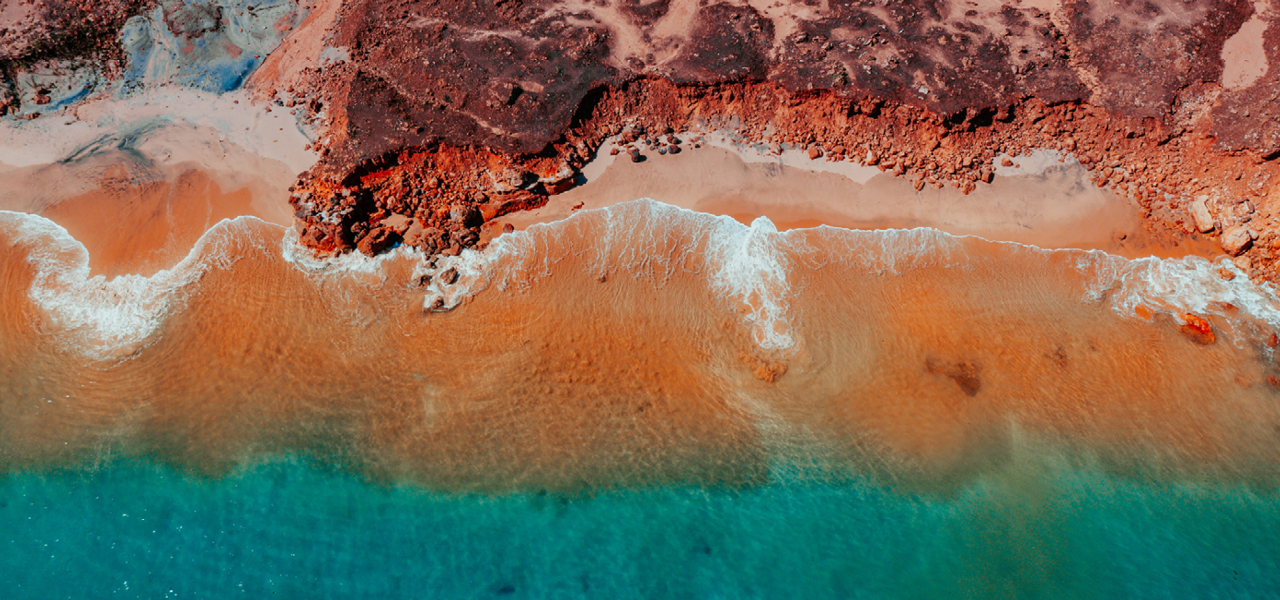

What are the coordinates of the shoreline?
(2, 125, 1229, 283)
(0, 91, 313, 278)
(489, 138, 1223, 262)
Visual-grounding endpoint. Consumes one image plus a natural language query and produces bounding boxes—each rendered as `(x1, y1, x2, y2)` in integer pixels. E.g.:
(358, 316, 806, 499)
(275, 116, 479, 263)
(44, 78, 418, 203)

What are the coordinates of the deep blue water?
(2, 457, 1277, 599)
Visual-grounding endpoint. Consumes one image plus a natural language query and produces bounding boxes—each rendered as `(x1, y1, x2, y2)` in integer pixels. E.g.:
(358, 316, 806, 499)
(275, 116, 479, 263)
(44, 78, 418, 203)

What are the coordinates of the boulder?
(356, 226, 400, 256)
(1189, 196, 1215, 233)
(1221, 225, 1252, 256)
(449, 205, 483, 227)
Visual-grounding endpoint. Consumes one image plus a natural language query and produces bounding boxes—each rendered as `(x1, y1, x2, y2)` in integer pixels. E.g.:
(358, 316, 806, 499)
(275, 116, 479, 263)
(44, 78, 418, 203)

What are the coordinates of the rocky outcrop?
(265, 0, 1280, 279)
(0, 0, 152, 115)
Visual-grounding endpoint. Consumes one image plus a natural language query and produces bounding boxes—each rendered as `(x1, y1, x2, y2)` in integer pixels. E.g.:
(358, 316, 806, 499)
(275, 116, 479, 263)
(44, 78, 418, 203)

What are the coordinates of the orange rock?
(1134, 304, 1153, 320)
(1179, 313, 1215, 345)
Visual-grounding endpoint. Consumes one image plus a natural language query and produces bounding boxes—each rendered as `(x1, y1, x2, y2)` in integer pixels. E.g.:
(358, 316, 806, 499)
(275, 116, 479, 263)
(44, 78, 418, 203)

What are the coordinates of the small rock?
(807, 145, 823, 160)
(356, 226, 400, 256)
(1189, 197, 1215, 232)
(449, 205, 483, 227)
(441, 267, 459, 284)
(628, 148, 642, 163)
(502, 223, 515, 234)
(1221, 225, 1253, 256)
(1000, 157, 1014, 167)
(1232, 255, 1252, 271)
(668, 144, 680, 154)
(1179, 313, 1215, 345)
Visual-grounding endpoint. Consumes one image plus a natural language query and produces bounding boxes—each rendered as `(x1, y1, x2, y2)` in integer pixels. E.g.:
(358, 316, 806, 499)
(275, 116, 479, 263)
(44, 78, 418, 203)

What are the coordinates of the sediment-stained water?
(2, 198, 1279, 597)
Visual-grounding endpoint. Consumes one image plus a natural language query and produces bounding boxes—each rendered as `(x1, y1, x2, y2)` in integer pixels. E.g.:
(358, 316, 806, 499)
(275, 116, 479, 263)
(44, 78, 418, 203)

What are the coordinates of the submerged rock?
(1179, 314, 1216, 345)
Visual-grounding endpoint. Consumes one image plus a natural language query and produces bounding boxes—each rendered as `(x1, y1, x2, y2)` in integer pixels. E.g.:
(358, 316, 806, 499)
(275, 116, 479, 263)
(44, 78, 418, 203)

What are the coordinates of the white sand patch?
(699, 131, 883, 184)
(992, 148, 1076, 177)
(1222, 0, 1272, 90)
(0, 86, 316, 174)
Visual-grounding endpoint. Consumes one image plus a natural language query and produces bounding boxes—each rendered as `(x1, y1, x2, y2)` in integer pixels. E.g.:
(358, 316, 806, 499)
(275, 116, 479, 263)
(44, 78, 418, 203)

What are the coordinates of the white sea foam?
(802, 221, 1280, 338)
(8, 195, 1279, 361)
(704, 214, 794, 349)
(418, 197, 1280, 351)
(419, 198, 798, 350)
(0, 211, 271, 360)
(280, 225, 424, 276)
(1090, 253, 1280, 338)
(785, 224, 971, 274)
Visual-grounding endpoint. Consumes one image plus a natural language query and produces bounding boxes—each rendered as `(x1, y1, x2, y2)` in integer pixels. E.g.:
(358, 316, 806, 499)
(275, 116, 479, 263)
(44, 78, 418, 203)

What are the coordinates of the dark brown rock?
(356, 226, 400, 256)
(440, 267, 459, 285)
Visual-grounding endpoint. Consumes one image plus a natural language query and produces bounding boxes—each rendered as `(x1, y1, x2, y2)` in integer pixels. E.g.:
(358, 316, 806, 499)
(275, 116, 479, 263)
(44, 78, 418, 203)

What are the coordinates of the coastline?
(490, 139, 1223, 261)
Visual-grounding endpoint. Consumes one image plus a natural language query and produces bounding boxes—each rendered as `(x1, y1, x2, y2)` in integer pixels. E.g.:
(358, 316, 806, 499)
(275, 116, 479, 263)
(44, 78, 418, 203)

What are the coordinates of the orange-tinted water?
(2, 171, 1279, 493)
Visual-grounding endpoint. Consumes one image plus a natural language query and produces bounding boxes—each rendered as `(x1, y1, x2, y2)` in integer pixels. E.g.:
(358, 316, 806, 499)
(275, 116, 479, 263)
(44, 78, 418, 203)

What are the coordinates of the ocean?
(2, 198, 1279, 598)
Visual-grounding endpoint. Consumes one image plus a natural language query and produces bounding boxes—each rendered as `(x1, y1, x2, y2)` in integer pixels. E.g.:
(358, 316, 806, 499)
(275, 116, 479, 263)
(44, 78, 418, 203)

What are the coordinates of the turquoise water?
(3, 457, 1277, 599)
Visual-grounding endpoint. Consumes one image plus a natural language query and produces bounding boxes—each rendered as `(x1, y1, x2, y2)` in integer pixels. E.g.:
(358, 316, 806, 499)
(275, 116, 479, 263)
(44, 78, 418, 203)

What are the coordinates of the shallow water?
(2, 194, 1280, 596)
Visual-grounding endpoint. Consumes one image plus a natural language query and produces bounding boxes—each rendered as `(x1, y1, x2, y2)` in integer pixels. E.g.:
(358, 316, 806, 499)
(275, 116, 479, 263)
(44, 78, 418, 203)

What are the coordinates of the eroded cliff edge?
(6, 0, 1280, 277)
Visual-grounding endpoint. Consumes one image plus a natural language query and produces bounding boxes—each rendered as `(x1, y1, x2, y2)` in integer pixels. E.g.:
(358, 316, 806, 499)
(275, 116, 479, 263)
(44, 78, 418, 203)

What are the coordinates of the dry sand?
(492, 140, 1221, 260)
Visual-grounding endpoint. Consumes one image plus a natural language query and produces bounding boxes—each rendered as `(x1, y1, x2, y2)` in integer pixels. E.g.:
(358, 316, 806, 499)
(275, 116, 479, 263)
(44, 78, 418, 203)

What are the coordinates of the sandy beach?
(492, 138, 1223, 261)
(0, 89, 313, 277)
